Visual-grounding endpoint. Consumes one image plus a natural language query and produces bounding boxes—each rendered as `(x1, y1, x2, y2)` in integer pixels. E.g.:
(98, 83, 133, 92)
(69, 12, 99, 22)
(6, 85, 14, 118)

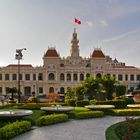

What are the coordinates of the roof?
(91, 49, 105, 58)
(44, 48, 59, 57)
(7, 64, 33, 67)
(112, 66, 135, 69)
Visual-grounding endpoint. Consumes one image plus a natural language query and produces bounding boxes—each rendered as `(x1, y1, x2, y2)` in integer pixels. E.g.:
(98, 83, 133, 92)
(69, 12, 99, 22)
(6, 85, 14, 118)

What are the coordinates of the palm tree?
(6, 87, 17, 101)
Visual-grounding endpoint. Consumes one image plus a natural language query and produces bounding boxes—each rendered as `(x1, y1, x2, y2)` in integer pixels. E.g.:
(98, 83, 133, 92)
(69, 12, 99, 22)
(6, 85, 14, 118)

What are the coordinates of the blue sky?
(0, 0, 140, 66)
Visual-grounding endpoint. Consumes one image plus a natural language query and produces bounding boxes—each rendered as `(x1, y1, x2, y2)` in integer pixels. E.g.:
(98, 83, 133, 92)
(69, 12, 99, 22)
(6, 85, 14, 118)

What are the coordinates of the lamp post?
(15, 48, 26, 103)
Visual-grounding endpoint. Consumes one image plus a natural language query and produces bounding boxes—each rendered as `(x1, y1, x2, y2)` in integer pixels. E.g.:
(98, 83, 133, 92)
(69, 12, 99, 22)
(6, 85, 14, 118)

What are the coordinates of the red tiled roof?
(91, 50, 105, 58)
(112, 66, 135, 69)
(44, 49, 59, 57)
(7, 64, 33, 67)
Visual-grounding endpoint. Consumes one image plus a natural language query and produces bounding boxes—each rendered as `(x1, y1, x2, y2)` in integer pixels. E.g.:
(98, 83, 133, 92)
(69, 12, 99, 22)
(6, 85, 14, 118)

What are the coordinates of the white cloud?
(102, 27, 140, 43)
(86, 21, 94, 27)
(100, 20, 109, 27)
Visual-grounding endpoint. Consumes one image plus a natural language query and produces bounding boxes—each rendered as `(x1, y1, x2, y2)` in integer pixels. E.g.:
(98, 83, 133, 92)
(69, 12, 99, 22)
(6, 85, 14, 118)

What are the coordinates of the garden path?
(12, 116, 125, 140)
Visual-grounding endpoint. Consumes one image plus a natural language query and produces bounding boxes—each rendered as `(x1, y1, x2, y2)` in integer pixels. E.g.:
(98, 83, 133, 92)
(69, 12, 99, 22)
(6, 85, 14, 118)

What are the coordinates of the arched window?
(73, 73, 78, 81)
(86, 73, 90, 78)
(49, 87, 54, 93)
(67, 73, 71, 81)
(80, 74, 84, 81)
(60, 87, 65, 94)
(96, 73, 102, 79)
(60, 73, 65, 81)
(48, 73, 55, 80)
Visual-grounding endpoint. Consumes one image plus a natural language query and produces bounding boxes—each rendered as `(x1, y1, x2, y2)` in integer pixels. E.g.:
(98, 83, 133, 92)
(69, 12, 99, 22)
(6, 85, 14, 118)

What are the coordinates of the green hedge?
(90, 100, 127, 109)
(76, 100, 89, 107)
(111, 109, 140, 116)
(65, 99, 76, 106)
(36, 114, 68, 126)
(106, 122, 123, 140)
(17, 103, 49, 110)
(0, 121, 31, 140)
(75, 111, 104, 119)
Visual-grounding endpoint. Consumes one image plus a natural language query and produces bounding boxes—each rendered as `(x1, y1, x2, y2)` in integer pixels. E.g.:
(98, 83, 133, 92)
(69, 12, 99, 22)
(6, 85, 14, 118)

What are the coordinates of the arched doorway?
(96, 73, 102, 78)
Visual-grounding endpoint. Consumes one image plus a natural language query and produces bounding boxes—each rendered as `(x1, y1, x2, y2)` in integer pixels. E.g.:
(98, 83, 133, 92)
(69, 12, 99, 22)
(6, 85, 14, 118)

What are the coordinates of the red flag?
(74, 18, 81, 24)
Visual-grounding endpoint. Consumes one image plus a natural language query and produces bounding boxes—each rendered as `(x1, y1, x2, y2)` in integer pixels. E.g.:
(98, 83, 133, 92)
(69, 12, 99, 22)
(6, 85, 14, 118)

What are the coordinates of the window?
(60, 73, 65, 81)
(39, 87, 43, 94)
(33, 74, 36, 80)
(130, 74, 134, 81)
(19, 74, 22, 80)
(38, 73, 43, 80)
(137, 75, 140, 81)
(0, 74, 2, 80)
(80, 74, 84, 81)
(25, 74, 30, 80)
(48, 73, 55, 80)
(60, 87, 65, 94)
(125, 74, 128, 81)
(49, 87, 54, 93)
(106, 74, 111, 77)
(113, 74, 116, 78)
(86, 73, 90, 78)
(73, 73, 78, 81)
(5, 87, 9, 93)
(118, 74, 123, 81)
(60, 64, 64, 67)
(12, 74, 17, 80)
(5, 74, 9, 80)
(67, 73, 71, 81)
(0, 87, 2, 95)
(96, 73, 102, 78)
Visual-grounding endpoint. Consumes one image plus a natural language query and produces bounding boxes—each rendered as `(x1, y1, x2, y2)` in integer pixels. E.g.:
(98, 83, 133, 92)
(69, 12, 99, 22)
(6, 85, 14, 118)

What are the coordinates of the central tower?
(70, 28, 80, 58)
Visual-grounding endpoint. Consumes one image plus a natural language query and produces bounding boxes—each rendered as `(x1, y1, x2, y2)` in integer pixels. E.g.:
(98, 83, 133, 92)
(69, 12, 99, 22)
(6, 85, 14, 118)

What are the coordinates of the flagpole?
(74, 18, 77, 32)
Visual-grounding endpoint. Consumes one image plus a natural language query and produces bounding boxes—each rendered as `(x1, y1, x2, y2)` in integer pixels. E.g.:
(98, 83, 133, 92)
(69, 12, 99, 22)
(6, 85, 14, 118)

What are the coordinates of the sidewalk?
(12, 116, 125, 140)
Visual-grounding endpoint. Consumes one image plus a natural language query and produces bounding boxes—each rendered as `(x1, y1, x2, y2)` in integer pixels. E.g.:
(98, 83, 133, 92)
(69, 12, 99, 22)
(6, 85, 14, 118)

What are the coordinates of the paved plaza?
(12, 116, 125, 140)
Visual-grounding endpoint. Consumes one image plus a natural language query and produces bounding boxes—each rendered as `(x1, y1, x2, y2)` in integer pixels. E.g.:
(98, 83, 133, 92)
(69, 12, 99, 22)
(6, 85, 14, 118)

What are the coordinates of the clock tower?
(70, 28, 80, 58)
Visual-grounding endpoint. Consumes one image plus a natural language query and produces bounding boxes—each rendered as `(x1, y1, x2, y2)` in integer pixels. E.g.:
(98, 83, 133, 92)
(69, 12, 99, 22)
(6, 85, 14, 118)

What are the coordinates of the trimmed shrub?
(0, 121, 31, 140)
(65, 99, 76, 106)
(17, 103, 49, 110)
(106, 122, 123, 140)
(76, 100, 89, 107)
(90, 100, 127, 109)
(124, 97, 134, 104)
(111, 109, 140, 116)
(23, 110, 46, 125)
(67, 107, 90, 119)
(75, 111, 104, 119)
(36, 114, 68, 126)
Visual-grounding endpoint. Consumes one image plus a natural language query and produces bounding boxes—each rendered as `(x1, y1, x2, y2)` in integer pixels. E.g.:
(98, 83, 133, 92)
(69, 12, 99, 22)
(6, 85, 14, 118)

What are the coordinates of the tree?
(102, 75, 116, 100)
(115, 85, 126, 97)
(74, 85, 85, 100)
(6, 87, 17, 101)
(65, 87, 74, 100)
(82, 76, 100, 100)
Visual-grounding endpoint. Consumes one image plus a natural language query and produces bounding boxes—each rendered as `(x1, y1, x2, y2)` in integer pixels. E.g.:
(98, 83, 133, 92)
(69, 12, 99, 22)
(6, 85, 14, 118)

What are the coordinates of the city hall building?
(0, 29, 140, 97)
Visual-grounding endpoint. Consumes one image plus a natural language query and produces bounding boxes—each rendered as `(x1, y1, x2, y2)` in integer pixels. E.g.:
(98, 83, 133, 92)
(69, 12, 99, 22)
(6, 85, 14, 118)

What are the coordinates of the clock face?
(72, 59, 77, 64)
